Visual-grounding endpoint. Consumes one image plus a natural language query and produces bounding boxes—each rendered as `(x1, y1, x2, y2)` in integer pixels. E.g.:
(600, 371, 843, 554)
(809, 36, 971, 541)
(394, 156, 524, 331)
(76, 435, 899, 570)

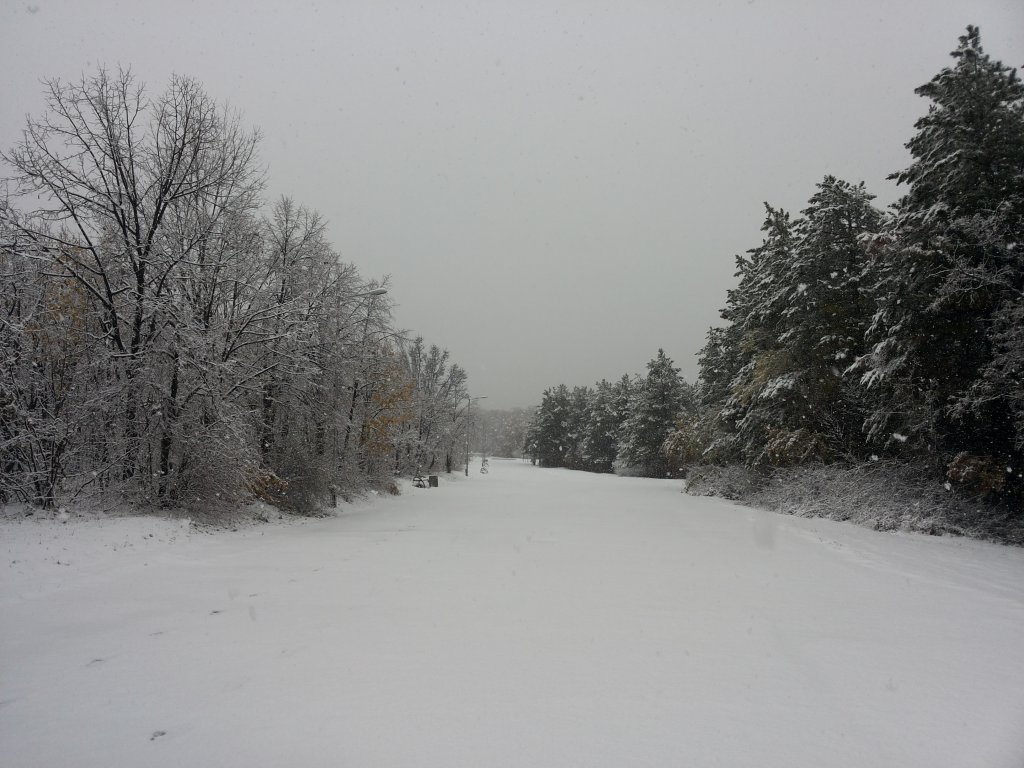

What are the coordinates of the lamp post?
(465, 395, 486, 476)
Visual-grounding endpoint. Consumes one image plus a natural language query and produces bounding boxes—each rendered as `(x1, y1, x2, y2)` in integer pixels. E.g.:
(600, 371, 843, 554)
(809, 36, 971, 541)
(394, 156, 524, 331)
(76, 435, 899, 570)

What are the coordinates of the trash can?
(428, 475, 439, 488)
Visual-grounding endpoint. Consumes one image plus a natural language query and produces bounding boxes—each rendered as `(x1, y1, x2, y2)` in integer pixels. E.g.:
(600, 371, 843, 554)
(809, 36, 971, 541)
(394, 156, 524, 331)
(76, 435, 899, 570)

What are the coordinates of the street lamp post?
(465, 395, 486, 476)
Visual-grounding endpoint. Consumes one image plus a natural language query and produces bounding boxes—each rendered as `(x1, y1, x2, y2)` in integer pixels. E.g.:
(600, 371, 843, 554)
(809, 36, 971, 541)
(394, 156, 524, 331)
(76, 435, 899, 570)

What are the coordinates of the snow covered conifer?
(526, 385, 573, 467)
(582, 378, 629, 473)
(856, 26, 1024, 492)
(753, 177, 881, 463)
(702, 180, 880, 467)
(714, 205, 799, 464)
(694, 324, 745, 463)
(617, 350, 694, 477)
(562, 386, 594, 470)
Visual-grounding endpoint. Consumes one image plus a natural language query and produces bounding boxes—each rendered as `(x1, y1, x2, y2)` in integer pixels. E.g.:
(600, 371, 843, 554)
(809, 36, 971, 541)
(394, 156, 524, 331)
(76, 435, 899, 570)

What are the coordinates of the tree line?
(0, 68, 472, 512)
(527, 27, 1023, 503)
(525, 351, 696, 477)
(472, 407, 534, 460)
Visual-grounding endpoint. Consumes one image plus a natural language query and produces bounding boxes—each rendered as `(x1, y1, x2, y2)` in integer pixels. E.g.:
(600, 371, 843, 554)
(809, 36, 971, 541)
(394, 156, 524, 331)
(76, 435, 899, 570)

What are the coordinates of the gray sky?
(2, 0, 1022, 408)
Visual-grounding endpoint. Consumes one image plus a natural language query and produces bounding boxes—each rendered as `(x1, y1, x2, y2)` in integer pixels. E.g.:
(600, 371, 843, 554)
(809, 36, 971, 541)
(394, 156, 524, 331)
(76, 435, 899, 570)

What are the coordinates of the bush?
(177, 416, 259, 511)
(946, 452, 1007, 496)
(684, 465, 758, 500)
(740, 461, 1024, 545)
(762, 428, 830, 466)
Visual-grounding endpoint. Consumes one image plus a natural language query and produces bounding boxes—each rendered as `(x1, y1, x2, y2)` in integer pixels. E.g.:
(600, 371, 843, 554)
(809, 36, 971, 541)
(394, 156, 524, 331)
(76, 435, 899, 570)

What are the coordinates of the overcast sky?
(2, 0, 1022, 408)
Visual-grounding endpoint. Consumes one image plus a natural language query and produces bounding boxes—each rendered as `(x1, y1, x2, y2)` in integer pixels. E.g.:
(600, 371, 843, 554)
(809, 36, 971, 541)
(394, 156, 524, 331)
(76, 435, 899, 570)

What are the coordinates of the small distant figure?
(412, 467, 427, 488)
(480, 457, 489, 474)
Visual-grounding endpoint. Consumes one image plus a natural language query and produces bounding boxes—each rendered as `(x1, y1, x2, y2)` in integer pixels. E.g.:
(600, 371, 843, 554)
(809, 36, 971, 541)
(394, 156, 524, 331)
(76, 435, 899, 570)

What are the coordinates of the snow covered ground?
(2, 459, 1023, 767)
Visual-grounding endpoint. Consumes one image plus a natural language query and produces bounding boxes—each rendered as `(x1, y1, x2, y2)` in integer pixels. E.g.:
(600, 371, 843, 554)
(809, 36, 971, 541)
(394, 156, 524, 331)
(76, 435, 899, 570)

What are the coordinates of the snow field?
(2, 459, 1023, 767)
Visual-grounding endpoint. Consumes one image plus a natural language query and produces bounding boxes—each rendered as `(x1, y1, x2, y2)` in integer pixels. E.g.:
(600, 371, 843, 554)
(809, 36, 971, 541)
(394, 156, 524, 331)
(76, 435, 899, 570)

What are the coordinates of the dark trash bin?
(428, 475, 439, 488)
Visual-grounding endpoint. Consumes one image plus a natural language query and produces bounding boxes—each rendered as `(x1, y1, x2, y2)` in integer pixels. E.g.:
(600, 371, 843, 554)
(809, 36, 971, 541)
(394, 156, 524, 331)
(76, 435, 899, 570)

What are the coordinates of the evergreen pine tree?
(718, 205, 800, 464)
(695, 324, 745, 463)
(563, 385, 594, 470)
(582, 379, 624, 473)
(617, 350, 693, 477)
(857, 26, 1024, 493)
(525, 385, 572, 467)
(765, 177, 881, 462)
(702, 182, 881, 467)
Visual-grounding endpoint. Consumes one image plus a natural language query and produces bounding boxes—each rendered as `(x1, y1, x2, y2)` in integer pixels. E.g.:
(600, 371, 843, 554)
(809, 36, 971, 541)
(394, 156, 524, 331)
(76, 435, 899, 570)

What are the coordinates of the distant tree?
(617, 350, 694, 477)
(395, 338, 467, 473)
(475, 407, 533, 458)
(526, 385, 573, 467)
(582, 380, 618, 472)
(523, 417, 540, 465)
(694, 324, 745, 463)
(562, 385, 594, 470)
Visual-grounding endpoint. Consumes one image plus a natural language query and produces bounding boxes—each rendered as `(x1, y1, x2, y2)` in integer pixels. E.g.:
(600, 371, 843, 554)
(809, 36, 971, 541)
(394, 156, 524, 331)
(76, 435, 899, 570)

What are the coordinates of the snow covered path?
(3, 460, 1024, 767)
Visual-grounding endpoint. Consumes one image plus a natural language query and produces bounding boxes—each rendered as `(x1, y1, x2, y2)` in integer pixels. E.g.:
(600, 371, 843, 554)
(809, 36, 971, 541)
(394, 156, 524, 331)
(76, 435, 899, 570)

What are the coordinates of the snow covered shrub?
(745, 462, 1024, 544)
(271, 445, 334, 514)
(763, 428, 830, 467)
(946, 453, 1007, 497)
(662, 419, 707, 476)
(684, 465, 758, 500)
(611, 458, 644, 477)
(249, 468, 289, 508)
(177, 417, 259, 511)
